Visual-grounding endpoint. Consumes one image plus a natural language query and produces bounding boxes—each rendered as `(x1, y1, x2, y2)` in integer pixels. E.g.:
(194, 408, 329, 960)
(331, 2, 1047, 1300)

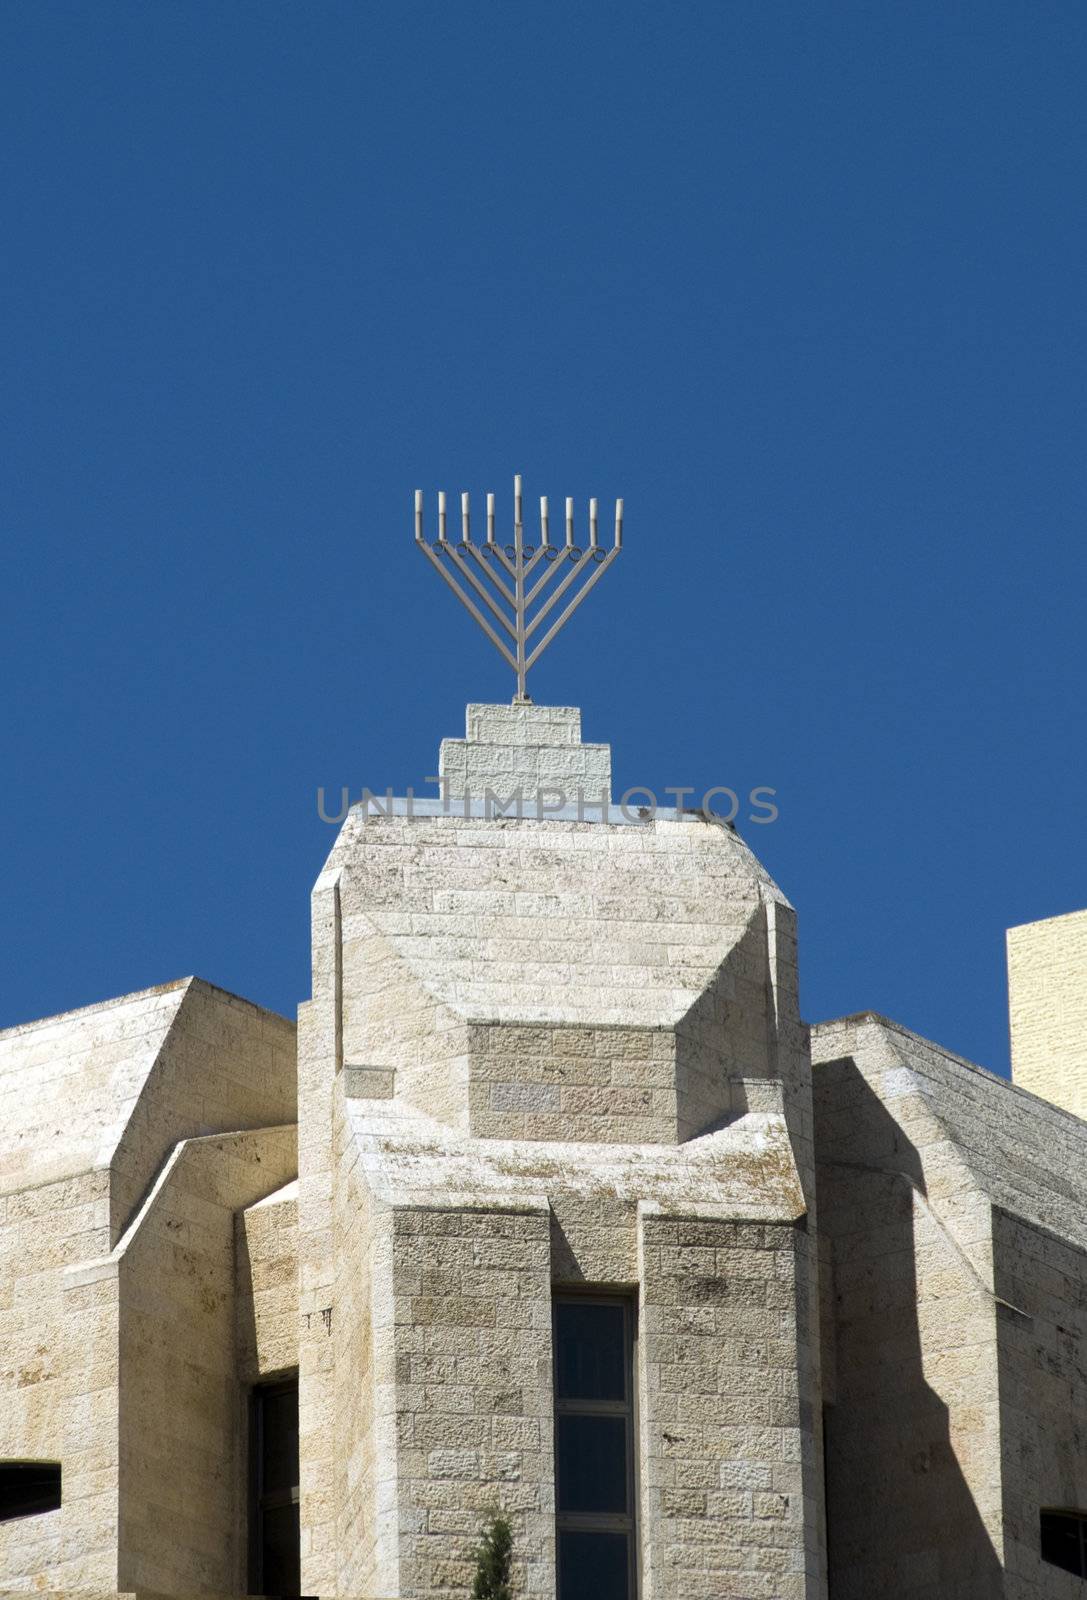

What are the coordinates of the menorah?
(415, 474, 623, 703)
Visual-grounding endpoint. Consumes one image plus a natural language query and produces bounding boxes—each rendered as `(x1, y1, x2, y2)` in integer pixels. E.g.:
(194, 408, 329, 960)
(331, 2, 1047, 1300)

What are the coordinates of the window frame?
(248, 1373, 301, 1597)
(552, 1290, 639, 1600)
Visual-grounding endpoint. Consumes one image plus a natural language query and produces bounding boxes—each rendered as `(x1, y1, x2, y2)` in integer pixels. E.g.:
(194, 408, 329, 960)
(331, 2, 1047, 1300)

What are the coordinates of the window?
(0, 1462, 61, 1522)
(553, 1295, 637, 1600)
(249, 1377, 300, 1596)
(1041, 1509, 1087, 1577)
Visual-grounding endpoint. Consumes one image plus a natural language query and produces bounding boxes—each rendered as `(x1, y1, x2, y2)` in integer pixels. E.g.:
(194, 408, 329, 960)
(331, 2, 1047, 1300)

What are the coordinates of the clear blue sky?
(3, 2, 1085, 1075)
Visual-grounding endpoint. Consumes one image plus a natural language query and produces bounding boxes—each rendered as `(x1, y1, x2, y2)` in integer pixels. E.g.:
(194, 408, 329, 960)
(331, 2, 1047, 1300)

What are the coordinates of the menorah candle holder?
(415, 474, 623, 703)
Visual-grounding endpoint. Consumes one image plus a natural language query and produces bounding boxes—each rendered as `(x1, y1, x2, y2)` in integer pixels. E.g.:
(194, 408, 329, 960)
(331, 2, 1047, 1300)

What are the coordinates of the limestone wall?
(814, 1016, 1008, 1598)
(993, 1210, 1087, 1596)
(1008, 908, 1087, 1120)
(298, 703, 825, 1597)
(108, 979, 296, 1242)
(112, 1127, 297, 1592)
(0, 983, 189, 1198)
(334, 809, 779, 1040)
(637, 1211, 817, 1600)
(0, 1167, 114, 1590)
(0, 977, 295, 1244)
(0, 980, 297, 1594)
(330, 803, 788, 1153)
(464, 1021, 678, 1145)
(440, 704, 612, 802)
(331, 1141, 390, 1597)
(236, 1178, 299, 1383)
(297, 876, 344, 1595)
(390, 1202, 555, 1598)
(323, 1080, 817, 1596)
(338, 876, 471, 1135)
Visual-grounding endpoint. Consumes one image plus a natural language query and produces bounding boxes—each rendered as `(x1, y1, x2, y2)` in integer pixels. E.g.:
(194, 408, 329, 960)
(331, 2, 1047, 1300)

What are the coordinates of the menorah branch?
(417, 539, 518, 674)
(447, 546, 517, 639)
(526, 547, 619, 670)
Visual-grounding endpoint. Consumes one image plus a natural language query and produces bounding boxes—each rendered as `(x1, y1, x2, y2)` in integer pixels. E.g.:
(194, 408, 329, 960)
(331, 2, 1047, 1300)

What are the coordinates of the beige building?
(2, 701, 1086, 1598)
(1007, 909, 1087, 1120)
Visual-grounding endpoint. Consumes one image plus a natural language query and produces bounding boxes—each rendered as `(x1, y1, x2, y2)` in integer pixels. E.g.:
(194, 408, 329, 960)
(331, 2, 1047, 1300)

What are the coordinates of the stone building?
(1007, 908, 1087, 1120)
(2, 701, 1086, 1599)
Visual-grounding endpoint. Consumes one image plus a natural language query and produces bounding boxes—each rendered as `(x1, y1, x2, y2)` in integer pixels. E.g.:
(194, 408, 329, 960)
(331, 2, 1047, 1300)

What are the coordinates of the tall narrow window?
(249, 1376, 300, 1596)
(553, 1295, 637, 1600)
(0, 1462, 61, 1522)
(1041, 1509, 1087, 1577)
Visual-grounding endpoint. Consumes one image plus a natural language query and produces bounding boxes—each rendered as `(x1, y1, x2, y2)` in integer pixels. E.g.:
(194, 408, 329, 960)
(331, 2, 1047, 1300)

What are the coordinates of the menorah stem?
(513, 475, 529, 701)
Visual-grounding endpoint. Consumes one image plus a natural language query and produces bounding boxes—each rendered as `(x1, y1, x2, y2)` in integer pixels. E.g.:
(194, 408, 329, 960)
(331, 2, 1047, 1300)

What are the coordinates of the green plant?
(472, 1511, 513, 1600)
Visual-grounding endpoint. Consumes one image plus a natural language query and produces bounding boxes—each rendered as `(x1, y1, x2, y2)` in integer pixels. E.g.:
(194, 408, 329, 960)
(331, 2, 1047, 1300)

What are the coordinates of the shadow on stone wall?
(816, 1059, 1004, 1600)
(674, 907, 772, 1142)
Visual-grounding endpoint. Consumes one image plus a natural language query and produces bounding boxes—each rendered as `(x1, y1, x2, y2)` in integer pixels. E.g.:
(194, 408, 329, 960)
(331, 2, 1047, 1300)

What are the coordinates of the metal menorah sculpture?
(415, 474, 622, 703)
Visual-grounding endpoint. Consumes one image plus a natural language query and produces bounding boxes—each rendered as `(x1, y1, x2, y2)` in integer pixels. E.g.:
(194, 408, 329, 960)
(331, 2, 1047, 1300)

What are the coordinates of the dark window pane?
(251, 1378, 301, 1595)
(557, 1415, 628, 1515)
(261, 1502, 301, 1593)
(0, 1462, 62, 1522)
(261, 1386, 300, 1495)
(1041, 1512, 1085, 1576)
(555, 1302, 626, 1401)
(558, 1529, 629, 1600)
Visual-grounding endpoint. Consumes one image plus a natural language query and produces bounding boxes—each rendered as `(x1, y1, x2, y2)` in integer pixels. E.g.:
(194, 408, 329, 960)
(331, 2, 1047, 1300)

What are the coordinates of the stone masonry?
(1007, 908, 1087, 1119)
(0, 979, 296, 1591)
(300, 703, 826, 1599)
(3, 703, 1087, 1598)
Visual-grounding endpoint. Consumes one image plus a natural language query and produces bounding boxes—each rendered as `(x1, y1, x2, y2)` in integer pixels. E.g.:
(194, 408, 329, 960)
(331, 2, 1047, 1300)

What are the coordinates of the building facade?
(1, 702, 1086, 1598)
